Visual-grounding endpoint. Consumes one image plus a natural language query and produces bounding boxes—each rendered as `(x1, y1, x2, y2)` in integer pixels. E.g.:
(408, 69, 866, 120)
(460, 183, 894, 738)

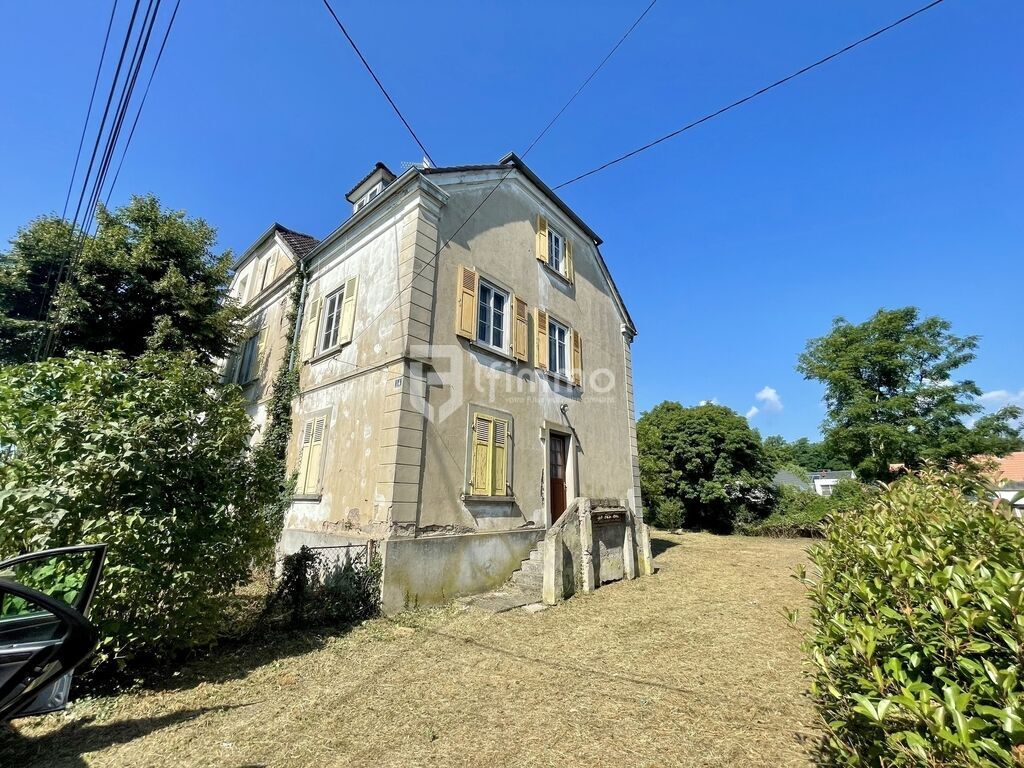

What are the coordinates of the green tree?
(0, 352, 280, 669)
(0, 195, 242, 364)
(798, 307, 1022, 482)
(638, 401, 776, 532)
(788, 437, 850, 472)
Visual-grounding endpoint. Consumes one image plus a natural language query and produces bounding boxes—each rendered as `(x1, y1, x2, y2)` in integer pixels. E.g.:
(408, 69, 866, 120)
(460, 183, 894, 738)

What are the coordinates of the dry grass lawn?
(1, 533, 820, 767)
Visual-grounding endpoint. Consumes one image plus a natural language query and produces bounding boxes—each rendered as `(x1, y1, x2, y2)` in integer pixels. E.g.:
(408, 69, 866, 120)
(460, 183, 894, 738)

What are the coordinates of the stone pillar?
(623, 521, 637, 580)
(637, 522, 654, 577)
(542, 530, 563, 606)
(580, 499, 595, 592)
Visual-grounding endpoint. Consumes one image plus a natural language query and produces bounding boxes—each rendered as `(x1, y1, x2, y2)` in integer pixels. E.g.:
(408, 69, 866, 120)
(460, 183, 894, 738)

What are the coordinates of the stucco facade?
(227, 155, 644, 612)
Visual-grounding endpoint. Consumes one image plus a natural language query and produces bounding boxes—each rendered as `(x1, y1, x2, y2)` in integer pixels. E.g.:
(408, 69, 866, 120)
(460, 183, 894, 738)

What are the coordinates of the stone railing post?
(623, 520, 637, 580)
(542, 529, 563, 605)
(637, 522, 654, 576)
(580, 498, 595, 592)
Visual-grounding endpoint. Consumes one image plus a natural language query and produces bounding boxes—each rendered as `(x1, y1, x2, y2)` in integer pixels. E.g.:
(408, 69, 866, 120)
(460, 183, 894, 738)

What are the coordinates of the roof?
(423, 152, 637, 334)
(992, 451, 1024, 482)
(811, 470, 856, 481)
(276, 225, 319, 259)
(774, 470, 811, 491)
(233, 223, 320, 270)
(346, 162, 396, 199)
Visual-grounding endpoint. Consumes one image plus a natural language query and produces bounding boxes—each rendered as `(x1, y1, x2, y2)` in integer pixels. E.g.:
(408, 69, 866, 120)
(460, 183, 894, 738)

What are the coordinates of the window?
(296, 415, 327, 496)
(237, 275, 248, 304)
(547, 228, 564, 274)
(237, 331, 260, 383)
(476, 280, 508, 352)
(548, 318, 568, 376)
(470, 413, 510, 497)
(319, 286, 346, 353)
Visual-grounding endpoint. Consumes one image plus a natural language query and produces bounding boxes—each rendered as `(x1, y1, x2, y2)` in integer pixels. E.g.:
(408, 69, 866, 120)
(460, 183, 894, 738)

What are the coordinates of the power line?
(553, 0, 948, 189)
(62, 0, 121, 221)
(313, 0, 657, 374)
(522, 0, 657, 157)
(105, 0, 181, 204)
(321, 0, 435, 167)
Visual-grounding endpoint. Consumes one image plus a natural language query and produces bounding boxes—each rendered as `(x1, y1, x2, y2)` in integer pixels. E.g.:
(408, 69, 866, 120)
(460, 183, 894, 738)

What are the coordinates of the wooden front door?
(549, 433, 568, 525)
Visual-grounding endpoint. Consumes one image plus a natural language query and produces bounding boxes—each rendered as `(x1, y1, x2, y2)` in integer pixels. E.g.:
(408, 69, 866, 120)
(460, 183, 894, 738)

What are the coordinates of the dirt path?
(2, 533, 820, 767)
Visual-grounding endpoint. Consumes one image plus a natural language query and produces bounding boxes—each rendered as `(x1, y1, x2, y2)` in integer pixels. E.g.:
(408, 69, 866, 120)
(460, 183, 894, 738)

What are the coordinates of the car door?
(0, 544, 107, 721)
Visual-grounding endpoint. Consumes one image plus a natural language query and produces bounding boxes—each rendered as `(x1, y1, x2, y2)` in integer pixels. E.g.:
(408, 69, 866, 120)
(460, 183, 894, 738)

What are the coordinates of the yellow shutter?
(571, 329, 583, 387)
(296, 419, 315, 493)
(304, 416, 327, 494)
(536, 215, 549, 264)
(338, 276, 358, 345)
(455, 265, 478, 339)
(301, 296, 322, 361)
(471, 414, 493, 496)
(534, 308, 549, 370)
(492, 418, 508, 496)
(564, 238, 574, 283)
(512, 296, 529, 362)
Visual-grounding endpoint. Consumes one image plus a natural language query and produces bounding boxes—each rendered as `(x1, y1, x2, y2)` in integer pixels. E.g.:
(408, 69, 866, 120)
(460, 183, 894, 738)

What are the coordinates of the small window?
(237, 332, 260, 383)
(260, 257, 274, 290)
(469, 413, 510, 497)
(296, 414, 328, 496)
(476, 280, 508, 352)
(548, 318, 568, 376)
(548, 228, 564, 274)
(319, 286, 346, 353)
(237, 275, 249, 304)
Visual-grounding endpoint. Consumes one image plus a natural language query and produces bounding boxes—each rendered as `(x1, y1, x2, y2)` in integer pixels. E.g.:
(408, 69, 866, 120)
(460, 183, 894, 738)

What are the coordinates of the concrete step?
(529, 548, 543, 562)
(512, 572, 543, 591)
(517, 558, 543, 575)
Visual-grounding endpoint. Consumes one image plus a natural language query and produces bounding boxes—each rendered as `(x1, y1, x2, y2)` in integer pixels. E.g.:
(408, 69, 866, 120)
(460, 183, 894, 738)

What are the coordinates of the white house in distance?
(223, 154, 652, 612)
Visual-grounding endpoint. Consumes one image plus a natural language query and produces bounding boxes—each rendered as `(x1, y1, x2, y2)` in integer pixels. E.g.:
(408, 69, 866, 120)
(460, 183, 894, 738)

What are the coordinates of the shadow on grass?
(649, 535, 681, 559)
(0, 704, 256, 768)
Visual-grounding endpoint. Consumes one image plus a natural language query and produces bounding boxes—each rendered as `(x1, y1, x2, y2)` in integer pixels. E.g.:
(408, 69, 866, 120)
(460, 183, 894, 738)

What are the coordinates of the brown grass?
(1, 533, 820, 767)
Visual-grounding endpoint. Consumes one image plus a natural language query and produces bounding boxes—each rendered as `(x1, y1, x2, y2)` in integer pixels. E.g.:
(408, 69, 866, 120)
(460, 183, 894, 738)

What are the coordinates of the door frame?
(541, 422, 577, 528)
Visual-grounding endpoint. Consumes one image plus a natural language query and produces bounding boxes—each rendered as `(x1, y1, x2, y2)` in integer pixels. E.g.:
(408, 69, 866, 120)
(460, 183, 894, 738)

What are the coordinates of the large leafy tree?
(0, 352, 280, 668)
(763, 436, 850, 472)
(798, 307, 1022, 482)
(638, 401, 776, 532)
(0, 194, 242, 364)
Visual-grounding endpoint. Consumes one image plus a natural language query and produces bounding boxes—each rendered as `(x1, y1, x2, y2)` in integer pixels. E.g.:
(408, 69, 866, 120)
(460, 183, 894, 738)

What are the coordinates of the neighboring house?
(810, 470, 856, 496)
(986, 451, 1024, 512)
(224, 154, 651, 612)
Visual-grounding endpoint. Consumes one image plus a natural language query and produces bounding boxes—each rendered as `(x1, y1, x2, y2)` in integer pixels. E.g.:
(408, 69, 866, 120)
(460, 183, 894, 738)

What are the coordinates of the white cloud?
(699, 398, 718, 406)
(745, 406, 760, 419)
(755, 386, 784, 412)
(980, 389, 1024, 407)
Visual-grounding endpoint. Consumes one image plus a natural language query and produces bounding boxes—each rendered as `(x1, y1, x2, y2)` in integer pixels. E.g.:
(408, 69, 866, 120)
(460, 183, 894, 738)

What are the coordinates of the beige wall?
(416, 173, 637, 535)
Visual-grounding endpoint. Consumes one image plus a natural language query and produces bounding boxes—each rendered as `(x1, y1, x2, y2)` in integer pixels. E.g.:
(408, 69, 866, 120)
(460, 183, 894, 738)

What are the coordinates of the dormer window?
(346, 162, 397, 215)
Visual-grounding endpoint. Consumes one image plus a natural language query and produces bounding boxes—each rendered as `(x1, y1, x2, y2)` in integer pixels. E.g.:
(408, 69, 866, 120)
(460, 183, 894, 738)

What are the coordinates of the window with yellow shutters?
(296, 414, 328, 496)
(469, 413, 511, 497)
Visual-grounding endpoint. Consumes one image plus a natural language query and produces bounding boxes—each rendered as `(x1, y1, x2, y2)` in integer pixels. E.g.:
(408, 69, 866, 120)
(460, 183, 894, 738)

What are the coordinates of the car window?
(0, 551, 94, 617)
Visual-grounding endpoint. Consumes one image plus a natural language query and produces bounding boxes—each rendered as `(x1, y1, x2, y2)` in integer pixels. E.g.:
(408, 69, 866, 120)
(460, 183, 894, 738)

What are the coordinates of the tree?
(798, 307, 1022, 482)
(0, 195, 242, 364)
(787, 437, 850, 472)
(638, 401, 776, 532)
(0, 352, 280, 669)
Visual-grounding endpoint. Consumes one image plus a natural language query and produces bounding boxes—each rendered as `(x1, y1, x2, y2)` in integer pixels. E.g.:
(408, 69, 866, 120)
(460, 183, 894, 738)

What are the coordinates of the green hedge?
(739, 480, 871, 538)
(800, 470, 1024, 766)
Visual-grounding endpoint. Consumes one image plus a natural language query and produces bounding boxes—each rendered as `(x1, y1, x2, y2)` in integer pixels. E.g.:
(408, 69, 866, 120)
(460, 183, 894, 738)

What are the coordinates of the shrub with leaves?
(267, 546, 381, 628)
(0, 351, 280, 670)
(800, 469, 1024, 766)
(740, 479, 873, 538)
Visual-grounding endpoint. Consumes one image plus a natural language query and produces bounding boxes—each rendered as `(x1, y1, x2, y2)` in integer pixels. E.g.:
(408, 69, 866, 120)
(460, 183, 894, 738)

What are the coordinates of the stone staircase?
(457, 542, 546, 613)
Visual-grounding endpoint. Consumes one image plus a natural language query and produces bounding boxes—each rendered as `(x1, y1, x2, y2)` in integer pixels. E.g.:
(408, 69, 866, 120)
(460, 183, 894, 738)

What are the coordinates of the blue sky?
(2, 1, 1021, 439)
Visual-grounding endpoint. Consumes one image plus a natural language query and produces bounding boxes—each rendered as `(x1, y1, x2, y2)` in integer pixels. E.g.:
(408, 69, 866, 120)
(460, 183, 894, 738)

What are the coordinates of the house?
(809, 469, 856, 496)
(772, 469, 811, 493)
(986, 451, 1024, 512)
(224, 153, 652, 612)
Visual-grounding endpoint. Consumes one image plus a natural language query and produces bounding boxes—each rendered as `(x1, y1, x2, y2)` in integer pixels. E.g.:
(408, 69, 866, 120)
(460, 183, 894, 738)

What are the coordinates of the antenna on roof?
(401, 156, 432, 171)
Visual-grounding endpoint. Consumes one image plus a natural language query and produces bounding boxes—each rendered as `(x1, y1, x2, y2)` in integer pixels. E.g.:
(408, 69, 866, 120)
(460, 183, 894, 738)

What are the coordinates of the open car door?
(0, 544, 107, 722)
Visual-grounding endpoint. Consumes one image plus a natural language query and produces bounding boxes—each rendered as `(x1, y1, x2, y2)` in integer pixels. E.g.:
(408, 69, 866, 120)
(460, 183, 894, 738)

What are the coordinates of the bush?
(800, 470, 1024, 766)
(0, 352, 281, 671)
(740, 479, 873, 537)
(266, 546, 381, 628)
